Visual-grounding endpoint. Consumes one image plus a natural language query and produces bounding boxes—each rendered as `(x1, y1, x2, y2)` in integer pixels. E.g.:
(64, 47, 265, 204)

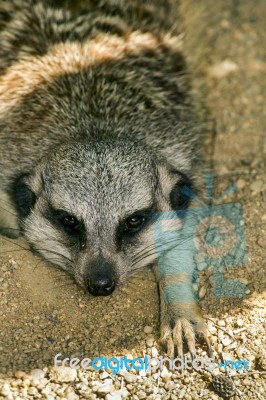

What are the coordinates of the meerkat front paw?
(154, 245, 213, 358)
(159, 294, 212, 358)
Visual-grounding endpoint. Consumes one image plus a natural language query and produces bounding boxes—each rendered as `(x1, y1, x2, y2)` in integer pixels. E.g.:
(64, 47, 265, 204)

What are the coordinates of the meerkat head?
(10, 139, 194, 296)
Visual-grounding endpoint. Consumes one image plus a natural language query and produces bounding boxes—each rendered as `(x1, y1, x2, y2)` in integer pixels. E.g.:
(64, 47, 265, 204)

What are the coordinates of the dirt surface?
(0, 0, 265, 399)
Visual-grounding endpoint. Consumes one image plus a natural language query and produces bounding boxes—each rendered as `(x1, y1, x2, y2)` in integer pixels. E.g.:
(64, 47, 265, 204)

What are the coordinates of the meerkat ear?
(169, 170, 195, 210)
(11, 173, 37, 218)
(157, 164, 195, 210)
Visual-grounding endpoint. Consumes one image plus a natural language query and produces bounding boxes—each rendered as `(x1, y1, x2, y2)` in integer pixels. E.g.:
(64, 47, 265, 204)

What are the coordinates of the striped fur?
(0, 0, 209, 356)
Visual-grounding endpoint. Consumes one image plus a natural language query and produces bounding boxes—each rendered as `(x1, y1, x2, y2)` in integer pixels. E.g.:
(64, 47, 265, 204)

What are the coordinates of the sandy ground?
(0, 0, 265, 399)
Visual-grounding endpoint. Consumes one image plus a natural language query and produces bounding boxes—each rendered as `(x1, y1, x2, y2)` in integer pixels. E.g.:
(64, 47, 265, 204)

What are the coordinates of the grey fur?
(0, 0, 210, 355)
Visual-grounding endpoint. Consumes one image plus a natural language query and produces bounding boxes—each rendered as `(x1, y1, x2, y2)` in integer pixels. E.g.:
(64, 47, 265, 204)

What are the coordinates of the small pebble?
(139, 370, 146, 377)
(104, 378, 113, 385)
(1, 383, 12, 397)
(14, 371, 26, 379)
(137, 390, 147, 399)
(250, 179, 264, 193)
(239, 278, 249, 285)
(124, 372, 137, 383)
(97, 384, 114, 394)
(146, 337, 154, 347)
(99, 371, 109, 379)
(50, 367, 77, 383)
(257, 237, 264, 247)
(151, 347, 158, 357)
(256, 351, 266, 370)
(236, 179, 246, 190)
(161, 366, 172, 381)
(30, 369, 46, 380)
(236, 318, 244, 327)
(66, 392, 79, 400)
(207, 60, 239, 78)
(144, 325, 153, 334)
(198, 286, 207, 299)
(106, 388, 129, 400)
(222, 337, 232, 346)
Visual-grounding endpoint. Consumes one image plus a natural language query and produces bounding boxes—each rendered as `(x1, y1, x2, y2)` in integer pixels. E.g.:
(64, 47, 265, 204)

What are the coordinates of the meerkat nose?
(87, 260, 116, 296)
(88, 276, 116, 296)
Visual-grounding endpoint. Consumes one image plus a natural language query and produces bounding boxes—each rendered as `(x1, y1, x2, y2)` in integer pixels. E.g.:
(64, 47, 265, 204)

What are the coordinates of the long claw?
(173, 319, 183, 356)
(167, 337, 175, 359)
(160, 315, 213, 360)
(205, 337, 213, 358)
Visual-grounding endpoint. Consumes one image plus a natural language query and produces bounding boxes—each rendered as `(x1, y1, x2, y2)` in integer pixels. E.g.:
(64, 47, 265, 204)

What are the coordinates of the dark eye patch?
(47, 208, 84, 238)
(116, 207, 154, 249)
(169, 171, 195, 210)
(10, 173, 36, 218)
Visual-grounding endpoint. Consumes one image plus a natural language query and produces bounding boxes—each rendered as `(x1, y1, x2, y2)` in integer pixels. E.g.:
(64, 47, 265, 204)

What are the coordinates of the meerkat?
(0, 0, 211, 357)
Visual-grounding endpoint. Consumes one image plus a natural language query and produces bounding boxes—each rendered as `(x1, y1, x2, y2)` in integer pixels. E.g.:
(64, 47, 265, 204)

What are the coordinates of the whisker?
(52, 275, 70, 282)
(0, 244, 73, 264)
(128, 277, 155, 284)
(130, 233, 201, 272)
(51, 282, 76, 290)
(0, 196, 15, 207)
(0, 237, 30, 252)
(0, 205, 19, 219)
(130, 210, 232, 266)
(131, 235, 191, 264)
(33, 248, 73, 263)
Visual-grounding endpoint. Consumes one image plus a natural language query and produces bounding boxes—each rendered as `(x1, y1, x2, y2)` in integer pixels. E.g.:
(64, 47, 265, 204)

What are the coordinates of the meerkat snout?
(86, 259, 116, 296)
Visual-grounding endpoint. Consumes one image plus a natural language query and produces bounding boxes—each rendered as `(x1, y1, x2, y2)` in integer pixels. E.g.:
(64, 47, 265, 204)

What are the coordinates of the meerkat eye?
(125, 215, 146, 232)
(48, 209, 85, 241)
(61, 215, 80, 231)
